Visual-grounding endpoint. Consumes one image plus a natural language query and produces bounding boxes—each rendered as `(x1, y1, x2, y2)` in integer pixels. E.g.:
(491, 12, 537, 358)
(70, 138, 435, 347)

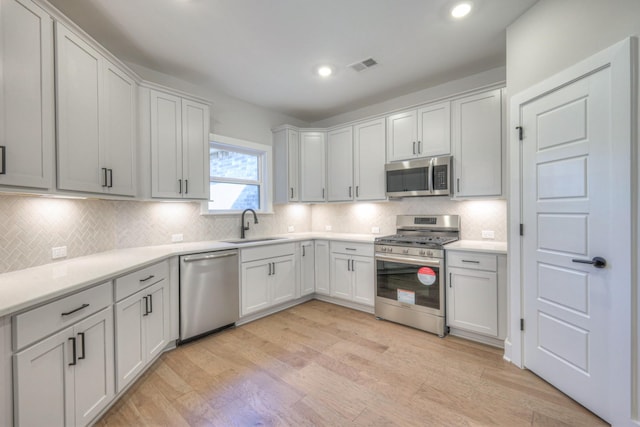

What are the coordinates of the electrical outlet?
(287, 225, 295, 232)
(52, 246, 67, 259)
(481, 230, 495, 239)
(372, 226, 380, 234)
(171, 233, 184, 243)
(325, 225, 332, 231)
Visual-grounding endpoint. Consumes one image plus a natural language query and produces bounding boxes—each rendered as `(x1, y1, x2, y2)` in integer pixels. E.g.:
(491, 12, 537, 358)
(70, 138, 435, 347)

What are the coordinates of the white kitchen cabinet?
(386, 101, 450, 162)
(327, 127, 354, 201)
(273, 127, 299, 203)
(240, 244, 297, 316)
(446, 249, 507, 346)
(149, 89, 209, 200)
(452, 88, 503, 198)
(353, 118, 386, 201)
(314, 240, 330, 295)
(115, 269, 170, 392)
(299, 241, 315, 296)
(329, 242, 374, 306)
(0, 0, 54, 191)
(1, 316, 11, 427)
(299, 131, 326, 202)
(56, 23, 136, 197)
(14, 307, 114, 427)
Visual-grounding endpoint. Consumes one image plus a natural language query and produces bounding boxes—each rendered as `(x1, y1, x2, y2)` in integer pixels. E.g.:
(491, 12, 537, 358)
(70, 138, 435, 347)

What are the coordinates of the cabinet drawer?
(241, 243, 295, 263)
(14, 281, 112, 350)
(447, 251, 497, 271)
(115, 260, 168, 301)
(330, 241, 373, 257)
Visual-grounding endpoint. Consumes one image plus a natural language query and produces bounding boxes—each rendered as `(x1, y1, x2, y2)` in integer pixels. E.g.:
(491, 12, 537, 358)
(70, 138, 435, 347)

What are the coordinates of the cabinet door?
(102, 60, 136, 196)
(241, 261, 270, 315)
(151, 90, 182, 198)
(314, 241, 330, 295)
(452, 89, 502, 197)
(73, 308, 114, 427)
(0, 0, 54, 190)
(447, 267, 498, 336)
(56, 23, 103, 193)
(273, 128, 299, 203)
(327, 127, 354, 201)
(181, 99, 209, 199)
(352, 255, 374, 306)
(144, 280, 170, 362)
(14, 327, 74, 427)
(115, 291, 145, 392)
(271, 256, 296, 305)
(386, 110, 417, 161)
(299, 131, 326, 202)
(330, 254, 352, 300)
(287, 129, 299, 202)
(417, 102, 450, 157)
(300, 242, 315, 296)
(354, 118, 386, 201)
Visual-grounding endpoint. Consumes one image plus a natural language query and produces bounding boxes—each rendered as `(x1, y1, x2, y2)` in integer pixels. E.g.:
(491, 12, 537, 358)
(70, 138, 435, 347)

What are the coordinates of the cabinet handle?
(108, 169, 113, 188)
(140, 275, 155, 282)
(461, 260, 480, 264)
(272, 262, 276, 275)
(349, 186, 352, 198)
(268, 262, 272, 276)
(346, 248, 357, 251)
(449, 272, 452, 288)
(0, 145, 5, 174)
(68, 337, 77, 366)
(78, 332, 86, 360)
(457, 178, 460, 193)
(142, 296, 149, 316)
(322, 188, 325, 199)
(412, 141, 416, 155)
(290, 188, 294, 199)
(356, 186, 359, 198)
(61, 303, 89, 317)
(178, 179, 182, 194)
(102, 168, 108, 187)
(185, 179, 188, 194)
(148, 294, 153, 314)
(302, 246, 306, 257)
(417, 141, 422, 154)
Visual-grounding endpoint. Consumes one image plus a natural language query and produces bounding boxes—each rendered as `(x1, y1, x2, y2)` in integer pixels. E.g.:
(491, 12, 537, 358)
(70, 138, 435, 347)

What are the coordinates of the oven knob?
(419, 250, 425, 256)
(427, 250, 433, 257)
(402, 249, 409, 254)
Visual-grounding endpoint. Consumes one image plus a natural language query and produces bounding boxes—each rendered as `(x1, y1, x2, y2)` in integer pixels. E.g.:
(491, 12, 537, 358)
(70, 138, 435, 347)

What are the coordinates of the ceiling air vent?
(348, 58, 378, 72)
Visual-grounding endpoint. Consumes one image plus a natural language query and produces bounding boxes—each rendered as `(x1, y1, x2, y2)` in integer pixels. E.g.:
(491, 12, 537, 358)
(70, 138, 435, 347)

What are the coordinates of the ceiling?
(47, 0, 538, 123)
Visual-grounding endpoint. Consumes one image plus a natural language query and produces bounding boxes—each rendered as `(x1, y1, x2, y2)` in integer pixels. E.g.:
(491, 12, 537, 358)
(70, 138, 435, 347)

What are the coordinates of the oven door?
(375, 253, 444, 316)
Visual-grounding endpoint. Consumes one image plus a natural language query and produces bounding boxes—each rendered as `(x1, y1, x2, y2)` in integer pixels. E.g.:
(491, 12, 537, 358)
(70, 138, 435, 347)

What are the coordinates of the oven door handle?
(375, 254, 441, 267)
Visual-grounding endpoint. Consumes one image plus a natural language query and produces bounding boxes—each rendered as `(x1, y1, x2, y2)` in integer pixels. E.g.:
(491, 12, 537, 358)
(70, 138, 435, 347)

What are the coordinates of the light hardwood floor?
(96, 300, 607, 426)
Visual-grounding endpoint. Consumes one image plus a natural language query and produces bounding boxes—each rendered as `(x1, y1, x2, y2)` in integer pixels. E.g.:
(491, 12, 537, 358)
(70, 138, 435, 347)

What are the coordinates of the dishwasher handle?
(182, 251, 238, 263)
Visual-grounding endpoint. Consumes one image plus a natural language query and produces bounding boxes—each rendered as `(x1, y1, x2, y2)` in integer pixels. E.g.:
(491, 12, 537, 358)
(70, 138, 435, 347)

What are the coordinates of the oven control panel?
(374, 245, 443, 259)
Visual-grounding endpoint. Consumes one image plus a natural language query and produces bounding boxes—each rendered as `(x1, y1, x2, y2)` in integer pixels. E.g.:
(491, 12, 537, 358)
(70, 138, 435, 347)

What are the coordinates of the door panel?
(145, 282, 168, 361)
(241, 261, 270, 315)
(115, 292, 144, 392)
(151, 90, 182, 198)
(272, 257, 296, 305)
(181, 99, 209, 199)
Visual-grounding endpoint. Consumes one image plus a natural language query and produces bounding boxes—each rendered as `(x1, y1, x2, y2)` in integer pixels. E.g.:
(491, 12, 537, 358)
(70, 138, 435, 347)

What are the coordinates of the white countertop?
(445, 240, 508, 254)
(0, 232, 376, 317)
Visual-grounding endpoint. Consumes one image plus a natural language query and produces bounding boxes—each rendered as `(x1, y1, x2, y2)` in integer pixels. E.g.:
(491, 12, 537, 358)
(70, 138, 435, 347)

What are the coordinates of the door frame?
(508, 38, 635, 424)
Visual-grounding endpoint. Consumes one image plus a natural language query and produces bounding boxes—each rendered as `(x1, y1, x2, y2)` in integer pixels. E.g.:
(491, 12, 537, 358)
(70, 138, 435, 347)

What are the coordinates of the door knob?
(572, 256, 607, 269)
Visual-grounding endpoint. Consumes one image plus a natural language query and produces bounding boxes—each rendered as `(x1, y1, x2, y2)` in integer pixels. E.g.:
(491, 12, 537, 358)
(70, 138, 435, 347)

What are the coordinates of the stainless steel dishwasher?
(179, 249, 239, 343)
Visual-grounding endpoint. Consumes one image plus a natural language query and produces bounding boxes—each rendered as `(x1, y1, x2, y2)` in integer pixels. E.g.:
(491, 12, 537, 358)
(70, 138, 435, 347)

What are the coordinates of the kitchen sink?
(224, 237, 288, 244)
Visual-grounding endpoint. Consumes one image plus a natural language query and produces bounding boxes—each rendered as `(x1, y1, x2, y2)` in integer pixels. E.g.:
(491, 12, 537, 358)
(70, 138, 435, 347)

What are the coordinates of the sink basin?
(224, 237, 287, 244)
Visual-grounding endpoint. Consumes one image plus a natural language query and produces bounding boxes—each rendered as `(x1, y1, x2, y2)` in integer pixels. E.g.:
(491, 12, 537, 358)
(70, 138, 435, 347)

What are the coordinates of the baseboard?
(313, 294, 374, 314)
(448, 327, 505, 348)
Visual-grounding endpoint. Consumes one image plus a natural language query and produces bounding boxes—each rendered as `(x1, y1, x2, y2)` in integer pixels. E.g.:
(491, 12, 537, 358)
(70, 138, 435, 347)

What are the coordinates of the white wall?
(507, 0, 640, 424)
(128, 63, 309, 145)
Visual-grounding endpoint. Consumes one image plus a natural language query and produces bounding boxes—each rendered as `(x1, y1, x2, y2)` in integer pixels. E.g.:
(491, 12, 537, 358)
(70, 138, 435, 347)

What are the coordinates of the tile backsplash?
(0, 194, 506, 274)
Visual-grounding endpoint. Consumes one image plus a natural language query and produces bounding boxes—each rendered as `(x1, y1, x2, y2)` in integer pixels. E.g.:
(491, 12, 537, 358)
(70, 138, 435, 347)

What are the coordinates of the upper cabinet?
(147, 88, 209, 200)
(327, 127, 353, 202)
(353, 118, 386, 201)
(451, 89, 503, 198)
(299, 131, 326, 202)
(0, 0, 54, 191)
(273, 127, 299, 203)
(56, 23, 136, 196)
(386, 101, 450, 162)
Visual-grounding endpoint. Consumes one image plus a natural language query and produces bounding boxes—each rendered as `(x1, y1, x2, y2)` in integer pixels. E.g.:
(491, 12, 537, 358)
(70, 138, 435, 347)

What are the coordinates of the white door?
(151, 90, 182, 198)
(417, 101, 450, 157)
(386, 110, 417, 161)
(241, 261, 270, 315)
(354, 118, 386, 201)
(115, 292, 145, 392)
(271, 256, 296, 305)
(352, 255, 374, 306)
(299, 131, 326, 202)
(287, 129, 299, 201)
(518, 51, 630, 422)
(144, 281, 169, 361)
(181, 99, 209, 200)
(300, 242, 315, 296)
(327, 126, 354, 201)
(314, 241, 330, 295)
(330, 254, 352, 300)
(447, 267, 498, 336)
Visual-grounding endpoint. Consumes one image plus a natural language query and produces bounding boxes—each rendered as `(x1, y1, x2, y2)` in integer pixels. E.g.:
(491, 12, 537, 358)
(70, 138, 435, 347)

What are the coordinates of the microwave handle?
(428, 157, 434, 193)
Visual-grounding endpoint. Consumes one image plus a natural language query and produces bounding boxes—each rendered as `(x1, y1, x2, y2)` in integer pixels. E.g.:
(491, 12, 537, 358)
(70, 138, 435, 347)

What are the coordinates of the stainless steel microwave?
(385, 156, 452, 197)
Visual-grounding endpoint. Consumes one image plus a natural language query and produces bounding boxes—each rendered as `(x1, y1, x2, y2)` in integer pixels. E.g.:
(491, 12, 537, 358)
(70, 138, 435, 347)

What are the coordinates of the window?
(206, 135, 271, 213)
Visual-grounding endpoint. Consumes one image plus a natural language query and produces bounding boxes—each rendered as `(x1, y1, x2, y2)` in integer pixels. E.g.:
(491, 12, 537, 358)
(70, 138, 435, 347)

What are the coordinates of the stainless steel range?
(374, 215, 460, 337)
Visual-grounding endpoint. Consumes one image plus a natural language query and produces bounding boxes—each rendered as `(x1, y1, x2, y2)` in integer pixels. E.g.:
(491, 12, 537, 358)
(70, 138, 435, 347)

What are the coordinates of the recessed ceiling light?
(451, 2, 472, 18)
(317, 66, 333, 77)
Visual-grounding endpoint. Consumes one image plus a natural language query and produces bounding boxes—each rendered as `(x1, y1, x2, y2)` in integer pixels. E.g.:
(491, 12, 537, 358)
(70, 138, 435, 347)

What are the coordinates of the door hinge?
(519, 224, 524, 236)
(520, 318, 525, 331)
(516, 126, 523, 141)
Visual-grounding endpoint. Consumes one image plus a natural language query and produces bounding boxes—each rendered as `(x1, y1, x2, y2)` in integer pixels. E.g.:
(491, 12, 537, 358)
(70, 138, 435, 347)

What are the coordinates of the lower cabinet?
(14, 307, 114, 427)
(329, 242, 375, 306)
(299, 241, 315, 297)
(446, 250, 507, 345)
(314, 240, 330, 295)
(115, 274, 170, 392)
(240, 244, 296, 316)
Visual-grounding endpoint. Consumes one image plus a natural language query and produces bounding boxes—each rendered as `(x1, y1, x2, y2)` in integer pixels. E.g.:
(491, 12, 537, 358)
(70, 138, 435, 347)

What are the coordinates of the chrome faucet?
(240, 208, 258, 239)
